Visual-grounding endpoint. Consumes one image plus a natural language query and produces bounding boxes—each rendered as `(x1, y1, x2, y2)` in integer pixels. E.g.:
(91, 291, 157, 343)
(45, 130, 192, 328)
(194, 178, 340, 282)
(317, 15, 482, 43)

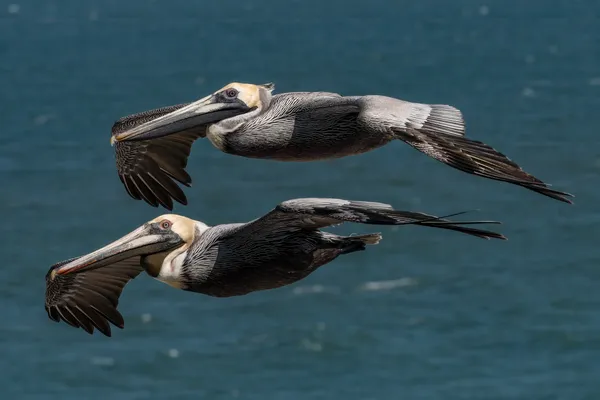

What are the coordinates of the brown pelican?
(45, 197, 505, 336)
(109, 83, 573, 209)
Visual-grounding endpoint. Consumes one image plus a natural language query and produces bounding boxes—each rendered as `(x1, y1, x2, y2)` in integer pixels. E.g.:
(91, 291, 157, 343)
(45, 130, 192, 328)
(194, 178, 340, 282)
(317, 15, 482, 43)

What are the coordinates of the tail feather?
(349, 207, 507, 240)
(391, 212, 507, 240)
(396, 104, 574, 204)
(277, 198, 506, 240)
(338, 207, 506, 241)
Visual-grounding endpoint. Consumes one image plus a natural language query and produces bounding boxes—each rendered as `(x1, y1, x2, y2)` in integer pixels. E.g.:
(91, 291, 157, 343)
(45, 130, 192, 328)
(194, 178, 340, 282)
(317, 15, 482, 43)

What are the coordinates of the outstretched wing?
(358, 96, 573, 204)
(238, 198, 506, 240)
(112, 104, 207, 210)
(45, 257, 144, 337)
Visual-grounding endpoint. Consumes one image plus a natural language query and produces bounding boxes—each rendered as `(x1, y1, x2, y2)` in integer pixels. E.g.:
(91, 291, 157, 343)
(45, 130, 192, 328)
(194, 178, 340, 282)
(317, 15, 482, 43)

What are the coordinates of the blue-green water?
(1, 0, 598, 398)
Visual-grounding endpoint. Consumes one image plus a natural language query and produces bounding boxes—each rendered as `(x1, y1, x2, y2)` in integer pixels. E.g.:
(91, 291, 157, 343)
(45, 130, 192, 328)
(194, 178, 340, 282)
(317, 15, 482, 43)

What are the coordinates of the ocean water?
(1, 0, 598, 399)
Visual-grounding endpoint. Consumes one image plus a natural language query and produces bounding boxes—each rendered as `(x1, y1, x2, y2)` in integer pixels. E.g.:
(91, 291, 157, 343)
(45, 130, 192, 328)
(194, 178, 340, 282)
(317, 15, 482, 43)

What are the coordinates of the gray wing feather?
(357, 96, 573, 203)
(268, 92, 353, 118)
(237, 198, 506, 240)
(272, 91, 342, 99)
(112, 104, 207, 209)
(232, 93, 368, 160)
(357, 96, 465, 137)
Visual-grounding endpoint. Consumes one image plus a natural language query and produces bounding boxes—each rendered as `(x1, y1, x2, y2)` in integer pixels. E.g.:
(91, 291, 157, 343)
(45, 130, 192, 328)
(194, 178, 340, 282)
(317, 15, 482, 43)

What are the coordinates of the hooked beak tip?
(111, 132, 131, 143)
(49, 269, 57, 280)
(116, 133, 138, 143)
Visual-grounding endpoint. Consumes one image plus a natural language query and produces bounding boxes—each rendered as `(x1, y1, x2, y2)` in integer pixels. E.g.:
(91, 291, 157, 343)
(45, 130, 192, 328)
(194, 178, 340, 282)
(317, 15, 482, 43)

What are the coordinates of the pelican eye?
(159, 220, 172, 230)
(224, 88, 238, 99)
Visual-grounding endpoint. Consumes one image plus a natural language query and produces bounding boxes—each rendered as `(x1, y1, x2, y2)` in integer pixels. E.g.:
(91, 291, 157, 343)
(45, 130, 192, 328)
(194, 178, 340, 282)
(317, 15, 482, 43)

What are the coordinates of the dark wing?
(359, 97, 573, 204)
(112, 104, 207, 210)
(45, 257, 144, 337)
(239, 198, 506, 240)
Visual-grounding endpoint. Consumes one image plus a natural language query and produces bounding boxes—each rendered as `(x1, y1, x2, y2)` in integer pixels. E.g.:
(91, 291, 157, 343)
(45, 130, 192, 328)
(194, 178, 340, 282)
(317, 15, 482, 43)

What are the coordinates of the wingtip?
(160, 203, 174, 211)
(522, 181, 574, 204)
(478, 233, 507, 241)
(147, 196, 192, 211)
(91, 322, 117, 337)
(548, 192, 574, 205)
(92, 328, 113, 338)
(564, 195, 575, 205)
(551, 188, 575, 204)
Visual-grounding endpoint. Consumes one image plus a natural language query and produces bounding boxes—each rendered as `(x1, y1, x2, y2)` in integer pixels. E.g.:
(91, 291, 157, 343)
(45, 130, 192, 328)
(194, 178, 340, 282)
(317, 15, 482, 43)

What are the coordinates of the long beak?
(111, 94, 251, 144)
(54, 225, 183, 275)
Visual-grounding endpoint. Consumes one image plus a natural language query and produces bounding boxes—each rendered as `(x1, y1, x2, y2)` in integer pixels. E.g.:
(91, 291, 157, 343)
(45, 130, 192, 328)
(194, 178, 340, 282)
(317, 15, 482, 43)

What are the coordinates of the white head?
(148, 214, 198, 244)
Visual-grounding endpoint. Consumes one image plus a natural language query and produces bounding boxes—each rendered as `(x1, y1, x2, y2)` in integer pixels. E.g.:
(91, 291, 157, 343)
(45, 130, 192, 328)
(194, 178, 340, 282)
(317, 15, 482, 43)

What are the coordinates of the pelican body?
(45, 198, 505, 336)
(110, 82, 573, 209)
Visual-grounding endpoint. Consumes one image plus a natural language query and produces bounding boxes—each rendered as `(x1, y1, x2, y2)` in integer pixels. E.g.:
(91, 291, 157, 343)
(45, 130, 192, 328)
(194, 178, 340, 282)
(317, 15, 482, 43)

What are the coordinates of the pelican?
(45, 197, 505, 336)
(109, 83, 573, 209)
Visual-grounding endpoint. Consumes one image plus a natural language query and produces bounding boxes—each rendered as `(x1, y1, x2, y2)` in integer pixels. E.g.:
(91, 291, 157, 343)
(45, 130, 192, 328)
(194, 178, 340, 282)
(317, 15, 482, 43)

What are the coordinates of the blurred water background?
(1, 0, 598, 399)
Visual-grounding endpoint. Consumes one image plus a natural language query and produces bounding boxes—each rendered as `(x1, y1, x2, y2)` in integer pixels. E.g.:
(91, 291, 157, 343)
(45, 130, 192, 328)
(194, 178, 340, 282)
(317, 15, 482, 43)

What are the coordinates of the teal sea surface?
(1, 1, 598, 399)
